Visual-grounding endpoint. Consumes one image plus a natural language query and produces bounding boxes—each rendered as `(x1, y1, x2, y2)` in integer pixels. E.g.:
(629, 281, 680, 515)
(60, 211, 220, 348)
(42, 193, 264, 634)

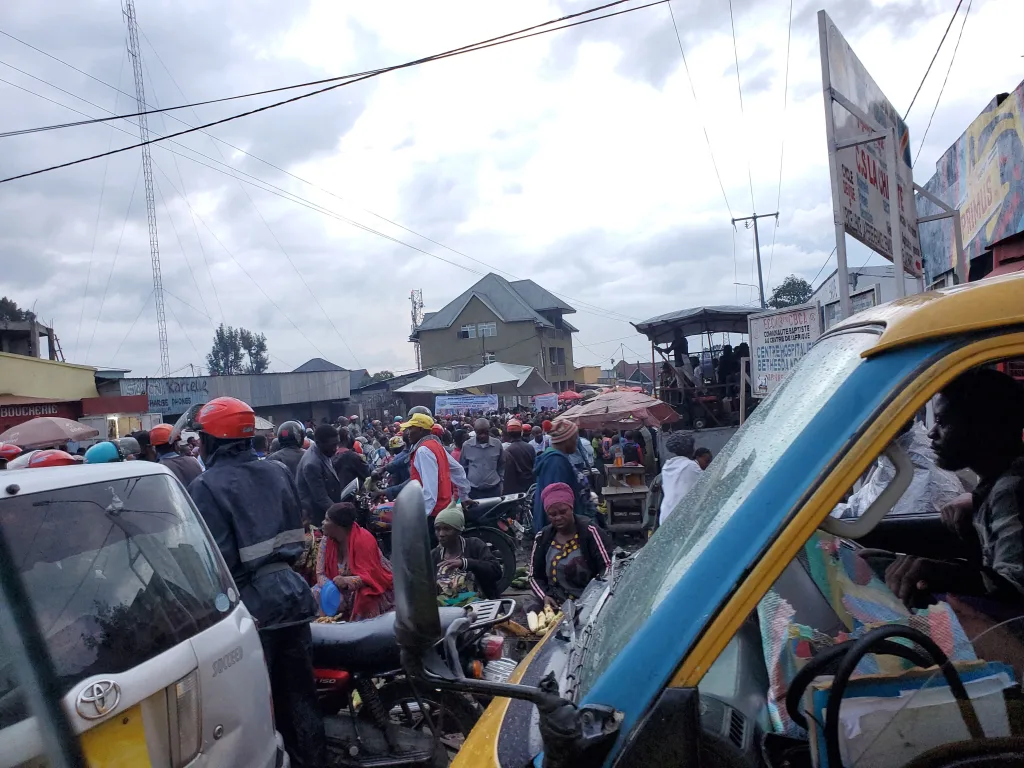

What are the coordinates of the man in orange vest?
(401, 412, 472, 516)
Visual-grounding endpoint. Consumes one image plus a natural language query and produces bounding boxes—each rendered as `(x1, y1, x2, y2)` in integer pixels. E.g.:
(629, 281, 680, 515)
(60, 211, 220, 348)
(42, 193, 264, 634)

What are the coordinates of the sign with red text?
(819, 10, 922, 276)
(748, 304, 822, 398)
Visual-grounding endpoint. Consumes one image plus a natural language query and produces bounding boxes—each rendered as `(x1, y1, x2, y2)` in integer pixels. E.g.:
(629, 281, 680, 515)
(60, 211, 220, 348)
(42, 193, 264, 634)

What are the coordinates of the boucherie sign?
(0, 403, 61, 418)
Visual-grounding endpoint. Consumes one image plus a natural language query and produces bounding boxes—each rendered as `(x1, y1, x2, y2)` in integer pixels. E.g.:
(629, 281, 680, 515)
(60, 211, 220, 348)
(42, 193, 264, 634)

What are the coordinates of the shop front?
(79, 394, 158, 442)
(0, 397, 83, 435)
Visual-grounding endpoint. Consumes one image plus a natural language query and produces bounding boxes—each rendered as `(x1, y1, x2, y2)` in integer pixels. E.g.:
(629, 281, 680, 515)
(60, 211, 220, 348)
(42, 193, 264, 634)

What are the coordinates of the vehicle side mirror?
(169, 403, 206, 446)
(339, 478, 360, 502)
(391, 481, 442, 653)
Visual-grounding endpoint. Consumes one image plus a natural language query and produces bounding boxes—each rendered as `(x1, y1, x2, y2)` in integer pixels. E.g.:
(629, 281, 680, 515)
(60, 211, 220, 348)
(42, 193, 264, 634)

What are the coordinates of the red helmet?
(0, 443, 22, 462)
(194, 397, 256, 440)
(542, 420, 553, 432)
(149, 423, 175, 446)
(522, 423, 532, 432)
(353, 441, 363, 455)
(27, 449, 78, 468)
(431, 424, 444, 436)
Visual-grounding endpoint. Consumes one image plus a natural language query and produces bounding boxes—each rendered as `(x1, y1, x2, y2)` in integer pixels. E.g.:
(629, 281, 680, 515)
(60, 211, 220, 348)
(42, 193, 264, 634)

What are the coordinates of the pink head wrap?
(541, 482, 576, 512)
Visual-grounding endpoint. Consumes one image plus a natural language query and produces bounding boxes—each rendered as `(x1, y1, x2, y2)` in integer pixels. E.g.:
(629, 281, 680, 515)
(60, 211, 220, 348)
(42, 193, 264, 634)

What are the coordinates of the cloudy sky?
(2, 0, 1022, 378)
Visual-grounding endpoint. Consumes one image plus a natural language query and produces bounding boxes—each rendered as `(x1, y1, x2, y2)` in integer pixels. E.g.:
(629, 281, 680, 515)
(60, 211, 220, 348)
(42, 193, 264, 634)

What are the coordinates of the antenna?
(410, 289, 424, 370)
(124, 0, 170, 376)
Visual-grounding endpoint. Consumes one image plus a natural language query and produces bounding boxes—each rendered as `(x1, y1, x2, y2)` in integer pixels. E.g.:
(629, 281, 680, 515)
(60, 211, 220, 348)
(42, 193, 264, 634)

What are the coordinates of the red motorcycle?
(310, 598, 516, 765)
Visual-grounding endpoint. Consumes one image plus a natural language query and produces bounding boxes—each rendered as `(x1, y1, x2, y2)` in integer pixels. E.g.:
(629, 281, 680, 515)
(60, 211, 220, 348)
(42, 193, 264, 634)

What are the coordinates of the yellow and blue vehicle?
(455, 272, 1024, 767)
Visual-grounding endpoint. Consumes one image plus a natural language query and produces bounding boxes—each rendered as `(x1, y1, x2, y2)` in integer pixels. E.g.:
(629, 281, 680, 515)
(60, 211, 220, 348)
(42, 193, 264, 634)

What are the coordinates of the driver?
(883, 368, 1024, 610)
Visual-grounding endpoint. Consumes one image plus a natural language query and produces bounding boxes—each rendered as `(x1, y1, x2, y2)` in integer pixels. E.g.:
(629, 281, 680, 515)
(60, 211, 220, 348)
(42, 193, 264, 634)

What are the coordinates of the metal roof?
(414, 273, 576, 334)
(823, 271, 1024, 357)
(633, 305, 758, 343)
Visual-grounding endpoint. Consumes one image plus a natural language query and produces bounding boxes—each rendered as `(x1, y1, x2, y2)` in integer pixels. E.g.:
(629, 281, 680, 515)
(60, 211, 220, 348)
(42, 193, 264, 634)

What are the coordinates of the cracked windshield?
(0, 1, 1022, 767)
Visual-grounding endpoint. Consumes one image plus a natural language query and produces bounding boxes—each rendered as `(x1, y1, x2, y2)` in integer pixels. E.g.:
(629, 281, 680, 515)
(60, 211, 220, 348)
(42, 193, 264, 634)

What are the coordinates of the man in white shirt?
(401, 413, 473, 516)
(659, 432, 703, 526)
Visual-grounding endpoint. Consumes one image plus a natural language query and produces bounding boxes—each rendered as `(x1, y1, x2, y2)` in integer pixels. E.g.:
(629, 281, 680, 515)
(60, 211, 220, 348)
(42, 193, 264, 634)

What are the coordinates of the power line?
(903, 0, 965, 120)
(0, 0, 671, 185)
(3, 33, 641, 328)
(912, 0, 972, 169)
(811, 246, 838, 288)
(107, 290, 154, 366)
(765, 0, 793, 289)
(727, 0, 756, 211)
(0, 0, 637, 139)
(666, 0, 734, 217)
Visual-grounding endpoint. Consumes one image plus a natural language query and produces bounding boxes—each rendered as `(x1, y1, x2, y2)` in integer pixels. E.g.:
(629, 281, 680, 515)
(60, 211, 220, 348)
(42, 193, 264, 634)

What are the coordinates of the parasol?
(0, 417, 100, 449)
(557, 390, 582, 401)
(558, 390, 679, 430)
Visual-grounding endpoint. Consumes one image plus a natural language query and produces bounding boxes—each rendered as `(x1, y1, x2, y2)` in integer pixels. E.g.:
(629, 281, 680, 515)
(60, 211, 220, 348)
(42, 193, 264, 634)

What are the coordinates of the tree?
(239, 329, 270, 374)
(370, 370, 395, 382)
(768, 275, 813, 309)
(0, 296, 35, 322)
(206, 324, 244, 375)
(207, 325, 271, 375)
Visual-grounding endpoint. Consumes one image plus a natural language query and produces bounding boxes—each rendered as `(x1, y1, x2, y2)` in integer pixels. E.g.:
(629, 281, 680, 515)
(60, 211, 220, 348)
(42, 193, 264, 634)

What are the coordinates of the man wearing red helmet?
(187, 397, 325, 767)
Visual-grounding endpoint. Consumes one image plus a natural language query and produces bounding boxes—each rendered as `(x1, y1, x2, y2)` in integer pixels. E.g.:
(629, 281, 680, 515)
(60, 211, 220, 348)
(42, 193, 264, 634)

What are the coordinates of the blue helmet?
(84, 441, 123, 464)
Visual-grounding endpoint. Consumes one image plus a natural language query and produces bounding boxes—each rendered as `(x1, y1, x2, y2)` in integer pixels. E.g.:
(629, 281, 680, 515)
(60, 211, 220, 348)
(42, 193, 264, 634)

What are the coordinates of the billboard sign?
(917, 81, 1024, 283)
(748, 304, 822, 398)
(819, 10, 922, 277)
(434, 394, 499, 414)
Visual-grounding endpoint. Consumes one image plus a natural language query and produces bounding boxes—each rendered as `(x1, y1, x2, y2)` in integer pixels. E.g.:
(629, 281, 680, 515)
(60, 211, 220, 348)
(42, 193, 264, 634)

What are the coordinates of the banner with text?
(819, 11, 922, 277)
(749, 304, 822, 398)
(917, 80, 1024, 283)
(531, 393, 559, 411)
(434, 394, 499, 415)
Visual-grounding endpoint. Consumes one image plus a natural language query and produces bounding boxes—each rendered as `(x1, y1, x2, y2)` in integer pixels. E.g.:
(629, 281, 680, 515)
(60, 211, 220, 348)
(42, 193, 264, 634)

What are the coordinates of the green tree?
(370, 370, 394, 382)
(239, 329, 270, 374)
(768, 275, 813, 309)
(0, 296, 35, 322)
(206, 324, 244, 375)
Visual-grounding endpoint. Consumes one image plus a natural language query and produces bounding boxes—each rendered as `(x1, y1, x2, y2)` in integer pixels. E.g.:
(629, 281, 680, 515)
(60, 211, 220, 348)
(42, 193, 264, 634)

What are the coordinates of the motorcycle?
(310, 598, 516, 766)
(341, 479, 522, 596)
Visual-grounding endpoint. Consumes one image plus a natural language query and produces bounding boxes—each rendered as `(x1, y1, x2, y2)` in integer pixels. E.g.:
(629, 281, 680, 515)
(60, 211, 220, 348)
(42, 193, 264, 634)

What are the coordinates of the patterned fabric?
(312, 535, 395, 621)
(758, 531, 976, 736)
(544, 533, 592, 600)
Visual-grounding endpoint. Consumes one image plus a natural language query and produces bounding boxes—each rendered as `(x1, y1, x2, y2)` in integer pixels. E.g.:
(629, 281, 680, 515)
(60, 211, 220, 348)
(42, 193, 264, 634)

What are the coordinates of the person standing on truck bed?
(187, 396, 326, 768)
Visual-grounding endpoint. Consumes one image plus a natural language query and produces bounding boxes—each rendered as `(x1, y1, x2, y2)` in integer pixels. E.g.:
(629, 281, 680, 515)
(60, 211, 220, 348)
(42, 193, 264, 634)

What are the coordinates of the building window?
(478, 322, 497, 338)
(483, 352, 496, 365)
(459, 324, 476, 339)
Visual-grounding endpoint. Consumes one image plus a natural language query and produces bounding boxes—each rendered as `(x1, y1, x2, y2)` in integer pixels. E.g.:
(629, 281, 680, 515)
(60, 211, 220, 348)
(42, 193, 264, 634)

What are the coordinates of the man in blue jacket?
(533, 418, 588, 532)
(188, 397, 325, 768)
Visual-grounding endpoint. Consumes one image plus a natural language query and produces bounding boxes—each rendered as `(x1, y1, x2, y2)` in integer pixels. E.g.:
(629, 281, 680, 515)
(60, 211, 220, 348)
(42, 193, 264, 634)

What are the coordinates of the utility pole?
(124, 0, 170, 376)
(731, 212, 779, 309)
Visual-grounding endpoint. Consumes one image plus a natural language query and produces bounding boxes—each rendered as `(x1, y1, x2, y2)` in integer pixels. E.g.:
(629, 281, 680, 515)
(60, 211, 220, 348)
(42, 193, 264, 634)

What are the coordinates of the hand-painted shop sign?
(0, 403, 60, 418)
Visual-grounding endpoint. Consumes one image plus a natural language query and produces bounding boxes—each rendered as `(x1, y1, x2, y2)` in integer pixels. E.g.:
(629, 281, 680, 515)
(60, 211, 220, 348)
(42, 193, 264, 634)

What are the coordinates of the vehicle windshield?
(0, 473, 236, 727)
(576, 329, 879, 697)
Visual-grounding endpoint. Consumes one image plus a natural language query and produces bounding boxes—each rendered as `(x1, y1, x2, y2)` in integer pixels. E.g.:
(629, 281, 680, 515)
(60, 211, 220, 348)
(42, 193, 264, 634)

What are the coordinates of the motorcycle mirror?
(391, 481, 442, 653)
(339, 477, 360, 502)
(168, 403, 206, 446)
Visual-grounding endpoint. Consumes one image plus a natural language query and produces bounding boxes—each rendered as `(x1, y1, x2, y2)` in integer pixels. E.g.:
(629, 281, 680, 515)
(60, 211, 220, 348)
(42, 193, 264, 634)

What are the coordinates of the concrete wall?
(418, 296, 542, 370)
(537, 326, 574, 390)
(574, 366, 600, 385)
(0, 352, 99, 400)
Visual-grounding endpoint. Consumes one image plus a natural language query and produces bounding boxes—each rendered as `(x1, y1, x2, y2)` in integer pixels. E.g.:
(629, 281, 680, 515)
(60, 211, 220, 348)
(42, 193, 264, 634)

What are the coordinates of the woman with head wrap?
(430, 506, 503, 603)
(313, 502, 394, 620)
(532, 418, 589, 532)
(527, 482, 612, 612)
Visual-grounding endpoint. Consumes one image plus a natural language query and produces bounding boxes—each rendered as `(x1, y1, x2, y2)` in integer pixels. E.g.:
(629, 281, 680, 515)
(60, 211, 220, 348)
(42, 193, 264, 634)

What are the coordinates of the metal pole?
(952, 210, 967, 284)
(752, 217, 766, 308)
(888, 127, 906, 299)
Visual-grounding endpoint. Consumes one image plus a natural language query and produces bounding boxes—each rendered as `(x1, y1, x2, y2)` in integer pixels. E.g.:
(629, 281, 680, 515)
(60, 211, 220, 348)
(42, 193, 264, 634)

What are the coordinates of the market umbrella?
(558, 390, 582, 401)
(0, 417, 100, 449)
(558, 390, 679, 430)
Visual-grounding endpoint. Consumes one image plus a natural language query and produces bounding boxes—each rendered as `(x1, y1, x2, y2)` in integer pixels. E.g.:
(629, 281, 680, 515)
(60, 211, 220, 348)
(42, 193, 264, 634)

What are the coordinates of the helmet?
(542, 420, 553, 432)
(0, 443, 22, 462)
(506, 419, 523, 432)
(373, 420, 381, 426)
(407, 405, 432, 418)
(117, 436, 141, 456)
(149, 423, 175, 447)
(85, 441, 123, 464)
(353, 441, 363, 455)
(277, 420, 304, 447)
(195, 397, 255, 440)
(25, 449, 78, 468)
(522, 423, 532, 432)
(303, 437, 311, 449)
(349, 415, 359, 421)
(431, 424, 444, 436)
(389, 435, 404, 450)
(393, 416, 402, 422)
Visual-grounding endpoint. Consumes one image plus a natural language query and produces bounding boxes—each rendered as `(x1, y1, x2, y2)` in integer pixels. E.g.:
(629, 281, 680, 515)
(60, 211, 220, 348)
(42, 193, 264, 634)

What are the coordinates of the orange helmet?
(303, 437, 311, 449)
(195, 397, 256, 440)
(27, 449, 78, 468)
(542, 420, 553, 432)
(149, 423, 175, 446)
(506, 419, 522, 432)
(0, 443, 22, 462)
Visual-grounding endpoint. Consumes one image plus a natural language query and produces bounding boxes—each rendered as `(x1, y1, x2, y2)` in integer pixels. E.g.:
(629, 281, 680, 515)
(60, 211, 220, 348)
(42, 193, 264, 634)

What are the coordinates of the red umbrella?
(559, 390, 679, 430)
(558, 390, 582, 401)
(0, 417, 100, 450)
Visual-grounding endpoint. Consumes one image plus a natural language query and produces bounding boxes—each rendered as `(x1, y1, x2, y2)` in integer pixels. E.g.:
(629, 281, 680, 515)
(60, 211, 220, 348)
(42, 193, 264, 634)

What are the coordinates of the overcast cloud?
(1, 0, 1022, 377)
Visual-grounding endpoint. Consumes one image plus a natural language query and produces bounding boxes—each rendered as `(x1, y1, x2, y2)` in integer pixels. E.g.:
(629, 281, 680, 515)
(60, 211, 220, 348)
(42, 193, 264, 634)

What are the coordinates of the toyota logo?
(75, 680, 121, 720)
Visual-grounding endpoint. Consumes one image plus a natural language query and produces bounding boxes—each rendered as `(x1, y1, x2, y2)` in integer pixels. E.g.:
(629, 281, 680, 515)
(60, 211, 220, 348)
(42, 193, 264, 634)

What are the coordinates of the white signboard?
(749, 304, 822, 398)
(819, 10, 922, 277)
(434, 394, 499, 415)
(531, 393, 559, 411)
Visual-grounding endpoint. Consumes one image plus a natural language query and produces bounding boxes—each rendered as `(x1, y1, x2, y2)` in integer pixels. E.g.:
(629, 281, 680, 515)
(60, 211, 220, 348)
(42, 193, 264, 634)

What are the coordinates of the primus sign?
(748, 304, 822, 398)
